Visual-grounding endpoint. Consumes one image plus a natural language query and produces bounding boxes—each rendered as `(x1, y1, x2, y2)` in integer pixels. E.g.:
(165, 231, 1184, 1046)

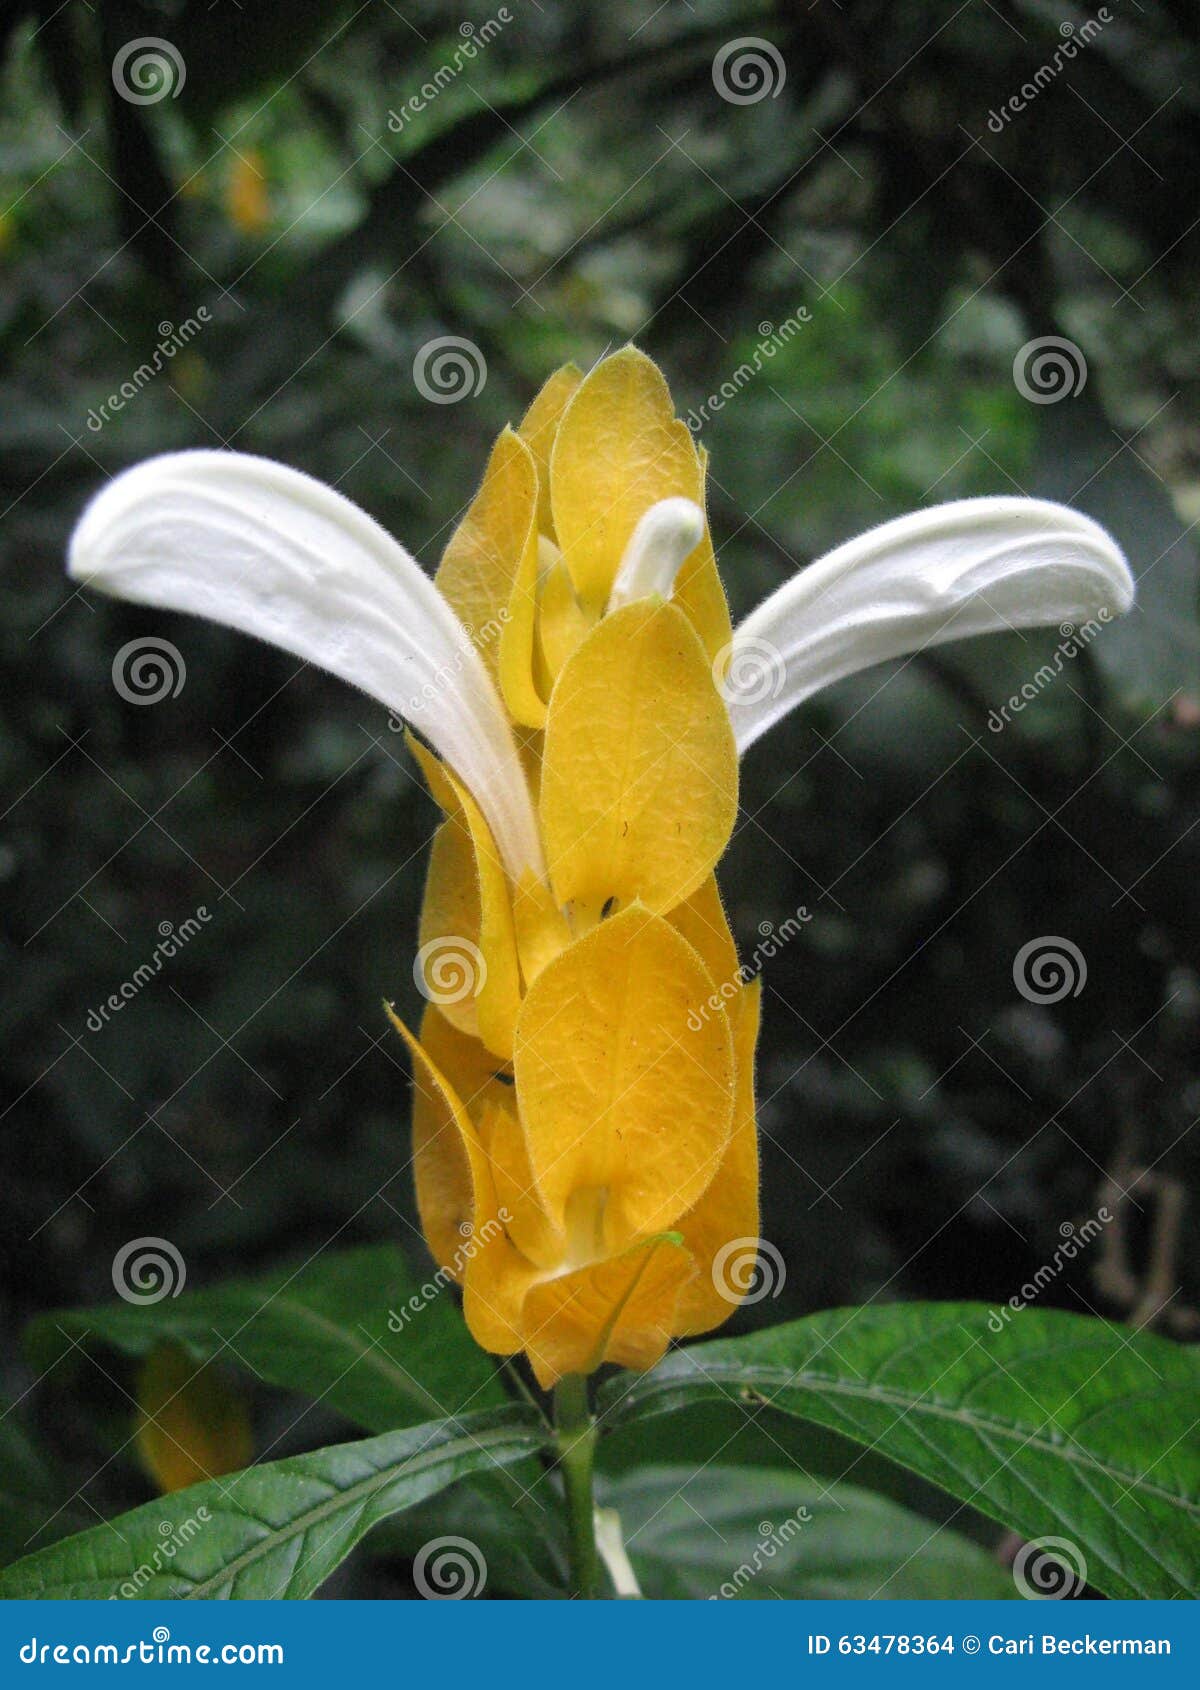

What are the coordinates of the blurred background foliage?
(2, 0, 1199, 1592)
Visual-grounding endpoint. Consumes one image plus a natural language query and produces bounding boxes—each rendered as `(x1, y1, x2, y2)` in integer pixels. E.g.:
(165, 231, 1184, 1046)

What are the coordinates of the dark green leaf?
(26, 1244, 502, 1433)
(369, 1470, 568, 1599)
(600, 1304, 1200, 1599)
(0, 1407, 549, 1600)
(604, 1465, 1018, 1600)
(0, 1410, 89, 1568)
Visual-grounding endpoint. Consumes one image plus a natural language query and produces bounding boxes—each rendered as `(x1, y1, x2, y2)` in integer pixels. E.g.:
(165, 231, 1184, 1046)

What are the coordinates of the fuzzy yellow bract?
(392, 347, 759, 1389)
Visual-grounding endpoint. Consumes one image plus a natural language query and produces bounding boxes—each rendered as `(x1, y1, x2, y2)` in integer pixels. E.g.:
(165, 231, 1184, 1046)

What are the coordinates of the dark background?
(2, 0, 1198, 1585)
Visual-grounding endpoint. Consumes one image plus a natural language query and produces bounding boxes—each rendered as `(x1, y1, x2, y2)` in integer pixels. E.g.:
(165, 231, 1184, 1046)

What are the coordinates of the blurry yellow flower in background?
(226, 148, 270, 236)
(134, 1344, 252, 1495)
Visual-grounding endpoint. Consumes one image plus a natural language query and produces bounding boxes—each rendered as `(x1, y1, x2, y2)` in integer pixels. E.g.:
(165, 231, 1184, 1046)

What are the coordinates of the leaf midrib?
(185, 1424, 541, 1599)
(624, 1362, 1200, 1517)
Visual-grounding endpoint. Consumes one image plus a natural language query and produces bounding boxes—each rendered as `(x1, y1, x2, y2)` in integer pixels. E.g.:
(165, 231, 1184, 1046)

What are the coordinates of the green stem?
(554, 1373, 599, 1599)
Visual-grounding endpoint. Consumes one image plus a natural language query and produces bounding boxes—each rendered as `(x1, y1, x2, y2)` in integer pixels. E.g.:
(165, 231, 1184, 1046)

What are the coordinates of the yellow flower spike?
(521, 1234, 696, 1389)
(514, 905, 735, 1253)
(551, 346, 702, 612)
(68, 350, 1137, 1529)
(435, 425, 538, 660)
(518, 364, 582, 541)
(674, 978, 763, 1336)
(671, 447, 734, 666)
(134, 1344, 252, 1496)
(540, 599, 738, 923)
(409, 736, 522, 1061)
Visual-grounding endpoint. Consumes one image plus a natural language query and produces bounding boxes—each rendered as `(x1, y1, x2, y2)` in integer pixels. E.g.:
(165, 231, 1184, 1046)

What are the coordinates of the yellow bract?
(551, 346, 702, 612)
(514, 905, 734, 1249)
(540, 599, 738, 924)
(518, 363, 581, 541)
(435, 425, 537, 662)
(410, 737, 521, 1062)
(673, 447, 734, 665)
(395, 347, 764, 1386)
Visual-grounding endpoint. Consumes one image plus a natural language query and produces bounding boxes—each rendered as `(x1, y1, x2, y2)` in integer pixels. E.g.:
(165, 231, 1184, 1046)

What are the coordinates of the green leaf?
(0, 1410, 89, 1568)
(26, 1244, 502, 1433)
(0, 1407, 549, 1601)
(368, 1471, 568, 1599)
(600, 1304, 1200, 1600)
(603, 1465, 1018, 1600)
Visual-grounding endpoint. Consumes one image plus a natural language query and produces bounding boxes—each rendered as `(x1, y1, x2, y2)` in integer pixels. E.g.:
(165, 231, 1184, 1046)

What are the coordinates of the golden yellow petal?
(535, 547, 594, 692)
(540, 600, 738, 922)
(391, 1006, 542, 1356)
(518, 364, 582, 540)
(672, 447, 734, 666)
(411, 738, 521, 1062)
(477, 1098, 564, 1270)
(417, 817, 482, 1041)
(668, 873, 739, 999)
(498, 497, 546, 729)
(388, 1003, 489, 1276)
(550, 346, 701, 611)
(514, 906, 735, 1250)
(415, 1001, 513, 1124)
(674, 978, 762, 1335)
(511, 868, 571, 991)
(521, 1235, 694, 1388)
(435, 425, 537, 666)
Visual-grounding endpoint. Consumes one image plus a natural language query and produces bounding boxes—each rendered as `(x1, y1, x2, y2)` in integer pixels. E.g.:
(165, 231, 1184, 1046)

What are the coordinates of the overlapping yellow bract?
(393, 348, 762, 1387)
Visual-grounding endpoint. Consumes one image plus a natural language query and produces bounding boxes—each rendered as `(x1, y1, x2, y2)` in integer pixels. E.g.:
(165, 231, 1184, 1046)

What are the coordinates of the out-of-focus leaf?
(26, 1244, 503, 1432)
(603, 1465, 1018, 1599)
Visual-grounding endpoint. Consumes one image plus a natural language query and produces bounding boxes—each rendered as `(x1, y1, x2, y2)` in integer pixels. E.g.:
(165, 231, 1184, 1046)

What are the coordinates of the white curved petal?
(607, 497, 704, 612)
(68, 450, 544, 879)
(726, 497, 1135, 754)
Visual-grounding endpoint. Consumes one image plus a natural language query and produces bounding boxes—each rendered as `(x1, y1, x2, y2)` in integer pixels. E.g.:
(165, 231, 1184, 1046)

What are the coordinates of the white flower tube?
(725, 497, 1135, 754)
(68, 450, 544, 879)
(607, 497, 705, 612)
